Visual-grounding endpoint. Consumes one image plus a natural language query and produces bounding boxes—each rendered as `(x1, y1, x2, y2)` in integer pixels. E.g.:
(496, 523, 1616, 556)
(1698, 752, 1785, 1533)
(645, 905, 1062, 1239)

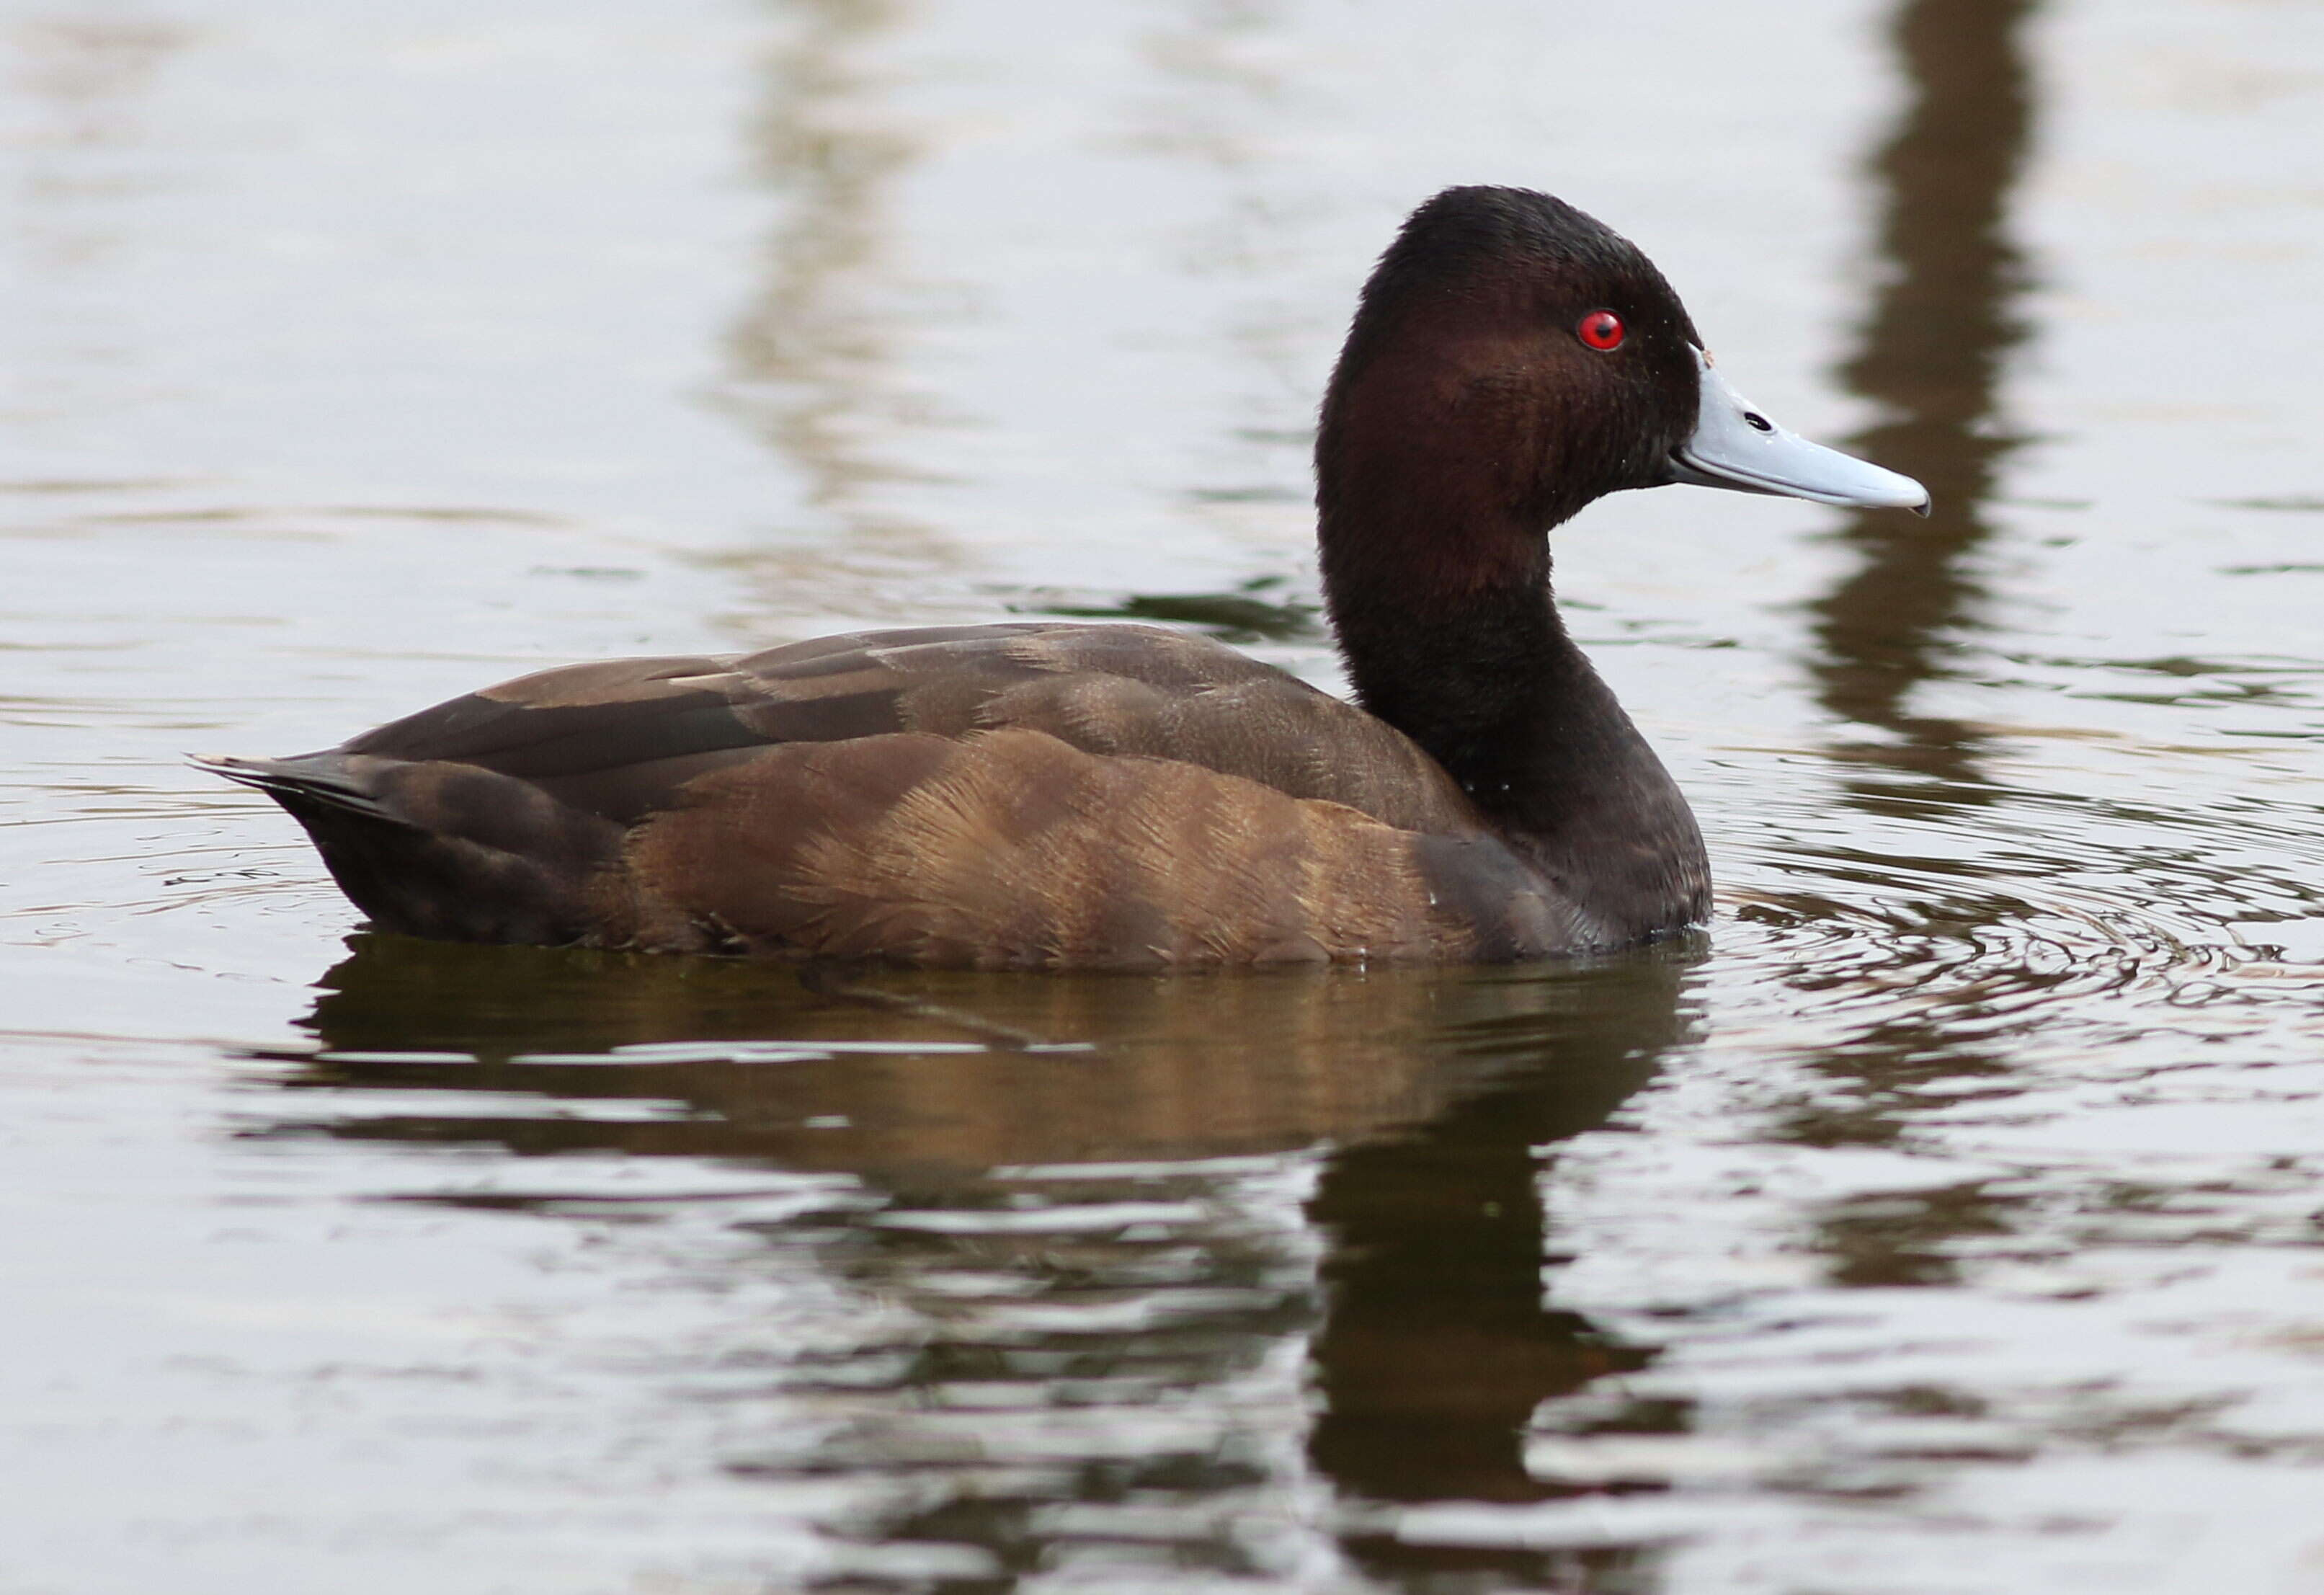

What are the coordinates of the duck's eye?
(1575, 310, 1625, 351)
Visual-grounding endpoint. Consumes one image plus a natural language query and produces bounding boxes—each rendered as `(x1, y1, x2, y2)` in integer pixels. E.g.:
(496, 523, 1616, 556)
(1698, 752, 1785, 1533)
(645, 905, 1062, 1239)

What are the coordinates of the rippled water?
(7, 0, 2324, 1590)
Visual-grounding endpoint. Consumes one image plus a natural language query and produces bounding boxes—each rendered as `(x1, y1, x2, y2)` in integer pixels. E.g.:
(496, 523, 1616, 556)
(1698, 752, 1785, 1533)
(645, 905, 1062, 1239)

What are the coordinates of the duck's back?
(206, 623, 1587, 968)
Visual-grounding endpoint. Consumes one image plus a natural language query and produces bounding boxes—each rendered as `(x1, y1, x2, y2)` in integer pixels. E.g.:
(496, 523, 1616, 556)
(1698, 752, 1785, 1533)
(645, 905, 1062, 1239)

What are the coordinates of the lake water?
(6, 1, 2324, 1590)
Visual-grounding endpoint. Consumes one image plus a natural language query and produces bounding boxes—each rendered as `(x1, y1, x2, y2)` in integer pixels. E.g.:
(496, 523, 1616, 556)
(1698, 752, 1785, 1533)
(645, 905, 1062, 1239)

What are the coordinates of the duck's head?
(1317, 187, 1927, 588)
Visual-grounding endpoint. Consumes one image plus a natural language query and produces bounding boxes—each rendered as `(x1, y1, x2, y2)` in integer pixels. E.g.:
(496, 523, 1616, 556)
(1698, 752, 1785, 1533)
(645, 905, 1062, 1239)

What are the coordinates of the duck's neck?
(1318, 500, 1709, 939)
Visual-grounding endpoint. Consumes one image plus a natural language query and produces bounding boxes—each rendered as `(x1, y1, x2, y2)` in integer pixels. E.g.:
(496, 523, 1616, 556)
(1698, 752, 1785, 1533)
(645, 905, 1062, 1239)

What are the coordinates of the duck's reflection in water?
(276, 938, 1696, 1590)
(1306, 962, 1684, 1591)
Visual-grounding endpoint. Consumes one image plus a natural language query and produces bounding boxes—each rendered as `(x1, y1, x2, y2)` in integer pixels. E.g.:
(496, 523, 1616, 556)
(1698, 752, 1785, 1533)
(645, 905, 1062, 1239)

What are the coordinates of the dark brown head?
(1316, 188, 1705, 591)
(1315, 187, 1928, 610)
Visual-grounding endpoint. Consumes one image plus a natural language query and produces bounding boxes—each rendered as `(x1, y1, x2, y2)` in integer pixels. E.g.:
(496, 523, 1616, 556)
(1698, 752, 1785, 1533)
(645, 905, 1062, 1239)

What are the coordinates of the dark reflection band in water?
(713, 0, 969, 627)
(1812, 0, 2038, 794)
(1779, 4, 2044, 1165)
(259, 934, 1697, 1589)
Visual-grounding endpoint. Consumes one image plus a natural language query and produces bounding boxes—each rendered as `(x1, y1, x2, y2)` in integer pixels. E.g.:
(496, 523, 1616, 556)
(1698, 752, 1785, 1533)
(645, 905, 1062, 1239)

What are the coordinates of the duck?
(200, 187, 1926, 970)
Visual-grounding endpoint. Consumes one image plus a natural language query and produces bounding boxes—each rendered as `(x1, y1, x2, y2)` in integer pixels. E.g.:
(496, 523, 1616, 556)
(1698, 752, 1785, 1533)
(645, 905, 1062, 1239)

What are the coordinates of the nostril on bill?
(1742, 411, 1773, 433)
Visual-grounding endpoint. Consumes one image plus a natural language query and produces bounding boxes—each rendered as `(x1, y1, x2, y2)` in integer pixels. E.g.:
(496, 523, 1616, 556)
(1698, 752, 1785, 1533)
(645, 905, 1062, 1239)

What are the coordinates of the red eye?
(1576, 310, 1624, 351)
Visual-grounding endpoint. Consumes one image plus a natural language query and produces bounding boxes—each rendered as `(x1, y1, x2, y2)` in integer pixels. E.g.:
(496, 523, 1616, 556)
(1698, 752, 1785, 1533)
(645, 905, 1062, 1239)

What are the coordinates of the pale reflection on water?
(6, 0, 2324, 1591)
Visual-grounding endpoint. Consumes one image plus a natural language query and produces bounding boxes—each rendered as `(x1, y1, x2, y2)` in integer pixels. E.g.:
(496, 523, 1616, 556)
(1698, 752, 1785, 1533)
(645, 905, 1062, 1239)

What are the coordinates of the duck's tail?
(192, 751, 628, 946)
(192, 752, 414, 827)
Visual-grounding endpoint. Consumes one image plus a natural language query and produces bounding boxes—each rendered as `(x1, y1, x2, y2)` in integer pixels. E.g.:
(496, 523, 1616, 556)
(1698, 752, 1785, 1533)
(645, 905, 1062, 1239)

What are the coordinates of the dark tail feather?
(192, 753, 415, 827)
(192, 752, 630, 946)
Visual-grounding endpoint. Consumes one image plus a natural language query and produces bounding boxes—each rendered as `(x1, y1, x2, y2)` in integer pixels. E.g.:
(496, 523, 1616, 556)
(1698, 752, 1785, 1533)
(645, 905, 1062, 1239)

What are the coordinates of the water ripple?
(1712, 774, 2324, 1047)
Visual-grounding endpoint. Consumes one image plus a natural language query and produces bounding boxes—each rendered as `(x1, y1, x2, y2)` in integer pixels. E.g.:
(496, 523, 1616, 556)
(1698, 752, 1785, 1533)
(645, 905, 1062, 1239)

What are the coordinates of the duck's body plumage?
(204, 622, 1614, 967)
(205, 187, 1925, 968)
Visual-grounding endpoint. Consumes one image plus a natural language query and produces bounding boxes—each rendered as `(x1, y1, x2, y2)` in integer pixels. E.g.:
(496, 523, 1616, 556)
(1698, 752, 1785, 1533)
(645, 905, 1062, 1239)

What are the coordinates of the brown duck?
(200, 187, 1927, 969)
